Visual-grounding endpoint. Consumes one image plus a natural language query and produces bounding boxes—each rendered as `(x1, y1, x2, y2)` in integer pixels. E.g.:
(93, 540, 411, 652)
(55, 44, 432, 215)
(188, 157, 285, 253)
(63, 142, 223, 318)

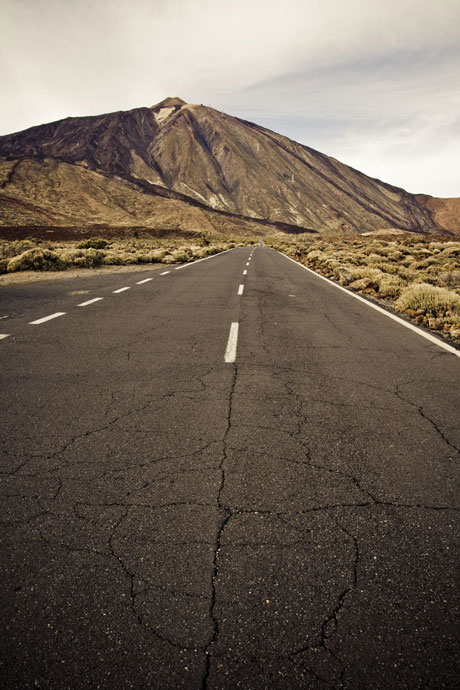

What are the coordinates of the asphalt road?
(1, 245, 459, 689)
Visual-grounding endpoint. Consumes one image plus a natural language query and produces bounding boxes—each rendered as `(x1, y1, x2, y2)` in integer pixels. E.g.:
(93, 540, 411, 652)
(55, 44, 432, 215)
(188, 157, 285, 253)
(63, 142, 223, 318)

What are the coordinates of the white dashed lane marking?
(29, 312, 66, 325)
(224, 322, 239, 363)
(4, 247, 246, 340)
(78, 298, 103, 307)
(175, 247, 235, 270)
(243, 270, 247, 275)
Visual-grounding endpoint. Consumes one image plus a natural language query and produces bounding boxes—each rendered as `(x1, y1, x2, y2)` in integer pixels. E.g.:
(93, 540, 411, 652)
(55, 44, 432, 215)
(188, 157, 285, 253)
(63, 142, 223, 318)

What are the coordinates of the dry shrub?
(69, 249, 105, 267)
(7, 248, 67, 272)
(350, 267, 384, 282)
(77, 238, 110, 249)
(438, 270, 460, 290)
(1, 239, 37, 258)
(395, 283, 460, 316)
(376, 274, 405, 298)
(102, 253, 124, 265)
(306, 250, 323, 261)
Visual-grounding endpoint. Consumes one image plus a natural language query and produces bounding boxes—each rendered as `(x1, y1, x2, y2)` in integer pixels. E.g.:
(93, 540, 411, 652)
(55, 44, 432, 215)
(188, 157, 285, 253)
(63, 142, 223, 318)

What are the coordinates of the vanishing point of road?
(1, 245, 459, 689)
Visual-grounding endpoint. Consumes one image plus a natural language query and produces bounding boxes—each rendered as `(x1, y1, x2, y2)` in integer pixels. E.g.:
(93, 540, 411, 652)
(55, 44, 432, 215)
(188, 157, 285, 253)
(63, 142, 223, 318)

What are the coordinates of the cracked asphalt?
(1, 245, 459, 689)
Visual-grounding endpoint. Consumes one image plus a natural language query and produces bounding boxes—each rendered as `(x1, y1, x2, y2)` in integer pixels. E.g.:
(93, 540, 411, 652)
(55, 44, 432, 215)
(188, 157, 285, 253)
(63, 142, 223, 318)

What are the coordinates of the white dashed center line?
(243, 270, 247, 275)
(246, 262, 250, 266)
(238, 284, 244, 295)
(160, 271, 170, 275)
(29, 312, 66, 325)
(78, 298, 103, 307)
(113, 287, 130, 293)
(175, 247, 235, 270)
(224, 322, 239, 363)
(0, 334, 10, 340)
(136, 278, 153, 284)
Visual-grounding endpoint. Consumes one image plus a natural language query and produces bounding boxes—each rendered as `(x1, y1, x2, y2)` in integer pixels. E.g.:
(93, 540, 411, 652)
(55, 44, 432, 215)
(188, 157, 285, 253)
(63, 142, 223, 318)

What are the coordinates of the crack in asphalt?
(395, 384, 460, 456)
(311, 520, 359, 689)
(201, 363, 237, 690)
(106, 506, 193, 652)
(321, 309, 354, 345)
(2, 382, 219, 476)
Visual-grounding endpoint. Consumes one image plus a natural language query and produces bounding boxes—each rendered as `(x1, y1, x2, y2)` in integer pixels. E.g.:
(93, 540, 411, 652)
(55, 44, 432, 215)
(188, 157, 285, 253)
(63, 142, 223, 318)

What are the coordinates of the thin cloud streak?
(1, 0, 459, 196)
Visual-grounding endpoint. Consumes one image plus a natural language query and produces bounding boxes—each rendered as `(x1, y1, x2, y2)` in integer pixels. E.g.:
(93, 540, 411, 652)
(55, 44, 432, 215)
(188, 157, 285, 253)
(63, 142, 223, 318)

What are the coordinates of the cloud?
(1, 0, 459, 195)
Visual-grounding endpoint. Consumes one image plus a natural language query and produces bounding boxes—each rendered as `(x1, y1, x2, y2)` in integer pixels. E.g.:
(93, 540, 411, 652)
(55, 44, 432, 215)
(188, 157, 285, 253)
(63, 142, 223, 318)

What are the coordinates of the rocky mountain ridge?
(0, 97, 457, 234)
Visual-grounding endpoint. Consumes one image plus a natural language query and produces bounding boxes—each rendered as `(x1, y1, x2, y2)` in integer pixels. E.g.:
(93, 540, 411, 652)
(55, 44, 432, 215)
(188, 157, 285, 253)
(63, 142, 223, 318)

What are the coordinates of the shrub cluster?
(0, 235, 253, 275)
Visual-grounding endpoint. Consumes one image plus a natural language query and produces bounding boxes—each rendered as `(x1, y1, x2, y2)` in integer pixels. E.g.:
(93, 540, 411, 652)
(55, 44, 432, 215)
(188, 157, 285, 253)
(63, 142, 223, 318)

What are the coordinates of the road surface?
(1, 245, 459, 689)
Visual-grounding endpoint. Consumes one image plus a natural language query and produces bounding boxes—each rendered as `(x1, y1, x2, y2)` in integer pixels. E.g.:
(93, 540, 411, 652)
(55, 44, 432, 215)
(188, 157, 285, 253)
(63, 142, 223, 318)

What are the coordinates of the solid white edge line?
(113, 287, 130, 293)
(278, 251, 460, 358)
(224, 322, 239, 363)
(78, 297, 103, 307)
(29, 312, 66, 325)
(238, 284, 244, 295)
(175, 247, 236, 270)
(0, 334, 9, 340)
(136, 278, 153, 284)
(159, 271, 170, 275)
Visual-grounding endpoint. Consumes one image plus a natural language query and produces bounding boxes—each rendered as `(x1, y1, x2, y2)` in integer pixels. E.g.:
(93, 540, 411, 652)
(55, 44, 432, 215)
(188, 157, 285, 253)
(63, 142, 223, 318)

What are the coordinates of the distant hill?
(0, 97, 457, 235)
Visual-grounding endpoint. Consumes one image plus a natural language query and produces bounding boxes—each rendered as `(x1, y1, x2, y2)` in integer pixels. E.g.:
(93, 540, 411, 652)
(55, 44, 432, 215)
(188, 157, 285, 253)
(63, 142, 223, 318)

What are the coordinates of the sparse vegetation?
(265, 233, 460, 342)
(77, 238, 110, 249)
(2, 227, 459, 344)
(0, 232, 255, 276)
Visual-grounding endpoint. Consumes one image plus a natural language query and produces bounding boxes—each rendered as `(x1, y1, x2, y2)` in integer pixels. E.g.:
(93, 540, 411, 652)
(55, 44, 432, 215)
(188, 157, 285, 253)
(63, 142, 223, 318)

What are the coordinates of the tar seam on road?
(279, 251, 460, 358)
(29, 312, 66, 325)
(78, 298, 103, 307)
(136, 278, 153, 284)
(224, 322, 239, 363)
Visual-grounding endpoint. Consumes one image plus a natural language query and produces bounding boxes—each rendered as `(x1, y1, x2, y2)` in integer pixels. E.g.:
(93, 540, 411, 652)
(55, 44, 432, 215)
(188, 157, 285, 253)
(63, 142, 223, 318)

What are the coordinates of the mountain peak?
(150, 97, 187, 124)
(150, 96, 186, 110)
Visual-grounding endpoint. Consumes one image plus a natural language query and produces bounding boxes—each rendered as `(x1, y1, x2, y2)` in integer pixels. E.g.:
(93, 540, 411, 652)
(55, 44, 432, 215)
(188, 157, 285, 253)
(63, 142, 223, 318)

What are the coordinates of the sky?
(2, 0, 460, 196)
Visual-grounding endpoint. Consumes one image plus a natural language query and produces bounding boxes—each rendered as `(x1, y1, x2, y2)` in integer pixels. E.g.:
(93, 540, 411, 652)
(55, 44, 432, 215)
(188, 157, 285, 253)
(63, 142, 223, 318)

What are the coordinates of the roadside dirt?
(0, 263, 168, 286)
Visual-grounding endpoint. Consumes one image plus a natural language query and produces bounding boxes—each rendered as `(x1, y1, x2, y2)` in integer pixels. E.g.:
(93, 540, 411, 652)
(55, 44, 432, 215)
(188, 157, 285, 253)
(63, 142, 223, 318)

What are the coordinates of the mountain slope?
(0, 156, 308, 237)
(0, 97, 452, 234)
